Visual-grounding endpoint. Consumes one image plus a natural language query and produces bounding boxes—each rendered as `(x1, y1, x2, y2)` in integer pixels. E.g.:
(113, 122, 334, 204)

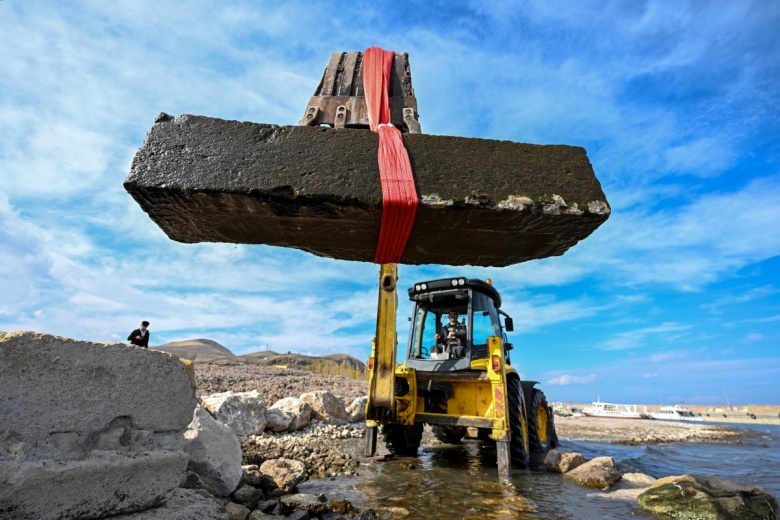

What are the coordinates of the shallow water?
(300, 424, 780, 519)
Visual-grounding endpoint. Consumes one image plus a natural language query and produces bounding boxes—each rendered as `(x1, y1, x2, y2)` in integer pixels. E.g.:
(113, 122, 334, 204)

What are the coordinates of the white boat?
(582, 400, 647, 419)
(649, 405, 703, 422)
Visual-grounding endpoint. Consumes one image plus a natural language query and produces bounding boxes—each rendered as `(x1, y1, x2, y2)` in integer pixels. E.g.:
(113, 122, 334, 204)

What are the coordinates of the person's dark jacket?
(440, 322, 467, 344)
(128, 329, 149, 348)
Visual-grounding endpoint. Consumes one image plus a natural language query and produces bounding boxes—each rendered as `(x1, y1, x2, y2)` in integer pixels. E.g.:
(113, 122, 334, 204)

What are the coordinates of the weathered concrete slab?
(125, 114, 610, 267)
(108, 489, 231, 520)
(0, 450, 188, 520)
(0, 331, 197, 432)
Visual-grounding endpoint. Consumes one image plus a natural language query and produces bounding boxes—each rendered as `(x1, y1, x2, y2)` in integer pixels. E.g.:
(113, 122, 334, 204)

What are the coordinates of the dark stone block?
(125, 114, 610, 266)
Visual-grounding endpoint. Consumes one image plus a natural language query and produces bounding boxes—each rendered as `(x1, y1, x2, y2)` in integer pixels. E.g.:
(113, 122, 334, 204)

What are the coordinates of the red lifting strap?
(363, 46, 419, 265)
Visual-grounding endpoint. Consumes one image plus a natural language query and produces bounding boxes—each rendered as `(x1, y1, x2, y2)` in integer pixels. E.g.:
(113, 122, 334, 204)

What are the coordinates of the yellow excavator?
(365, 267, 557, 480)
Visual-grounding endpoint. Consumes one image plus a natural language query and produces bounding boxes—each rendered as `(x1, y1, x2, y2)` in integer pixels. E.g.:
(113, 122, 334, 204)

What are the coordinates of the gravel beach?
(195, 363, 745, 450)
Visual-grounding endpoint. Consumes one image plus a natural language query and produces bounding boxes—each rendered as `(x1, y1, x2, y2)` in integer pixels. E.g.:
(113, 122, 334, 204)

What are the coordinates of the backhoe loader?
(365, 271, 558, 480)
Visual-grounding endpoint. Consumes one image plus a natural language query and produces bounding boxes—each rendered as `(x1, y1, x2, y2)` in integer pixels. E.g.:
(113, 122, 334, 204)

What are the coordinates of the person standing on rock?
(127, 320, 150, 348)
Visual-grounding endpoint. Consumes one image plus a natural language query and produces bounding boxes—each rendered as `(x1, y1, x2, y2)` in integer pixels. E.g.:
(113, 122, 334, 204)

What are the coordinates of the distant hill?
(153, 340, 366, 379)
(235, 351, 366, 379)
(153, 339, 235, 361)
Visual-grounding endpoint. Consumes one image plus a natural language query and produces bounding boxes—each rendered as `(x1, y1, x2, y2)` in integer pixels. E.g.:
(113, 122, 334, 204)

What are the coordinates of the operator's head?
(141, 320, 150, 330)
(448, 311, 458, 322)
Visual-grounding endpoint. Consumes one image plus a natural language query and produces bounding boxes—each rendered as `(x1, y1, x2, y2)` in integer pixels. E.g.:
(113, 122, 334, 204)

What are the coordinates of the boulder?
(280, 494, 328, 515)
(600, 473, 658, 502)
(300, 391, 348, 424)
(125, 115, 610, 267)
(266, 397, 312, 432)
(184, 406, 244, 497)
(107, 489, 231, 520)
(248, 511, 280, 520)
(249, 510, 284, 520)
(563, 456, 622, 490)
(285, 510, 311, 520)
(231, 484, 264, 509)
(327, 497, 355, 515)
(202, 391, 268, 437)
(542, 449, 585, 473)
(0, 450, 188, 520)
(259, 458, 307, 493)
(0, 331, 196, 432)
(224, 502, 251, 520)
(346, 396, 368, 422)
(0, 331, 197, 520)
(637, 474, 779, 520)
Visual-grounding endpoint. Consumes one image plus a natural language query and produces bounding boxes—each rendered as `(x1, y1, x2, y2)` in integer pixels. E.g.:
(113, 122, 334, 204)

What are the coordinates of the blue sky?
(2, 1, 779, 405)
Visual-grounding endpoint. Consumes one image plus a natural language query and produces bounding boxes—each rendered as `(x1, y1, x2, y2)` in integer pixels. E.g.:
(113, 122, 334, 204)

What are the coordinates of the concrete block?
(125, 114, 610, 266)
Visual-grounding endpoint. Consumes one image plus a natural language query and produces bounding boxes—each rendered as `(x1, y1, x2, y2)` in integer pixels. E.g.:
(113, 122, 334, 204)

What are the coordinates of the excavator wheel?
(382, 424, 423, 456)
(431, 425, 467, 444)
(507, 375, 530, 468)
(527, 388, 553, 453)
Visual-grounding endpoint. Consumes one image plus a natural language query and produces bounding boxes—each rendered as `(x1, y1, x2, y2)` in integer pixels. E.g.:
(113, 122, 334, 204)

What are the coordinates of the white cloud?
(599, 322, 691, 351)
(546, 374, 597, 386)
(649, 350, 688, 363)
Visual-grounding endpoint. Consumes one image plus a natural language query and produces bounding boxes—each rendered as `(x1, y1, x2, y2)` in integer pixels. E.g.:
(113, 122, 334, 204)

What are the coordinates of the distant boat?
(582, 400, 648, 419)
(650, 405, 704, 422)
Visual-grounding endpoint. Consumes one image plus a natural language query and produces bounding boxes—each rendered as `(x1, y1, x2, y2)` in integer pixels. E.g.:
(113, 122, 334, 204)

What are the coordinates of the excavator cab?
(406, 277, 512, 371)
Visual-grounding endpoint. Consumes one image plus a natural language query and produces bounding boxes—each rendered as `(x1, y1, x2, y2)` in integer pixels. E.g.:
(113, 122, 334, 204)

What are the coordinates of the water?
(300, 424, 780, 519)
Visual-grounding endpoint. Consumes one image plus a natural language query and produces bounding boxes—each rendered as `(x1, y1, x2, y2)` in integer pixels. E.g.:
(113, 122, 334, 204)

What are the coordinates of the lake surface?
(300, 423, 780, 519)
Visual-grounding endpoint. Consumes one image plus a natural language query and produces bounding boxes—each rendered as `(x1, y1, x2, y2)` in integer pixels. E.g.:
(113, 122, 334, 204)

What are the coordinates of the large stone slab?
(109, 489, 231, 520)
(125, 114, 610, 267)
(0, 331, 197, 432)
(0, 450, 188, 520)
(638, 474, 779, 520)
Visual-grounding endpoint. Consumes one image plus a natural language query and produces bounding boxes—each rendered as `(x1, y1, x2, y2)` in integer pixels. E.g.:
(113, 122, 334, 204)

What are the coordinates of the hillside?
(153, 338, 235, 361)
(235, 351, 366, 379)
(153, 339, 366, 379)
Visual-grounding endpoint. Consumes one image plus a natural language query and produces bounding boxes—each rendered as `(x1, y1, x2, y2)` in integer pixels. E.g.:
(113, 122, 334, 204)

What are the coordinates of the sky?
(2, 0, 779, 405)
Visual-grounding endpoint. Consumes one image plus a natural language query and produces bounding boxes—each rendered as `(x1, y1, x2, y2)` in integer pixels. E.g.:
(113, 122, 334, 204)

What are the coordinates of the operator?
(434, 311, 467, 358)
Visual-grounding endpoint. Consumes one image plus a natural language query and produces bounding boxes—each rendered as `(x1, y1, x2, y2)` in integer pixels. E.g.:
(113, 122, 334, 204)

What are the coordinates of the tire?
(507, 375, 530, 468)
(382, 424, 423, 456)
(431, 425, 467, 444)
(527, 389, 552, 453)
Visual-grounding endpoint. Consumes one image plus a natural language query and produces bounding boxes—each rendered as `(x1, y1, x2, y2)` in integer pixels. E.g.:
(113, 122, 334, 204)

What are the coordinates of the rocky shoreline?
(3, 334, 774, 520)
(189, 362, 780, 519)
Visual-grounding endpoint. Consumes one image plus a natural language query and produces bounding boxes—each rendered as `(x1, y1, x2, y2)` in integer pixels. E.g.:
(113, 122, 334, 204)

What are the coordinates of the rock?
(619, 472, 657, 489)
(225, 502, 251, 520)
(542, 449, 585, 473)
(301, 391, 349, 424)
(108, 489, 232, 520)
(0, 450, 188, 520)
(248, 511, 281, 520)
(346, 396, 368, 422)
(563, 456, 622, 489)
(0, 331, 197, 520)
(125, 115, 610, 267)
(202, 391, 268, 437)
(266, 397, 312, 432)
(598, 473, 659, 502)
(231, 484, 264, 509)
(327, 497, 355, 515)
(280, 493, 328, 515)
(253, 499, 279, 514)
(260, 458, 307, 493)
(637, 474, 779, 520)
(285, 510, 311, 520)
(184, 406, 244, 497)
(0, 331, 196, 433)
